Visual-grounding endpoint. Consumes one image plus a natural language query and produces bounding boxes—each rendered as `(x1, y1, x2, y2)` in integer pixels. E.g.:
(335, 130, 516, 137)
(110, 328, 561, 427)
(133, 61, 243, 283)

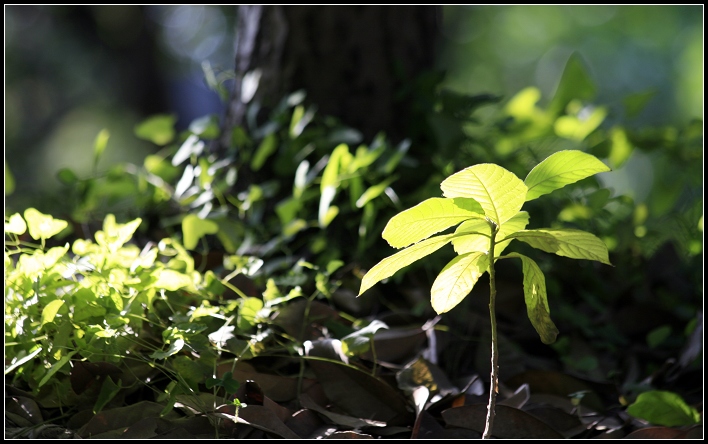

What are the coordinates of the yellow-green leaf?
(524, 150, 610, 202)
(383, 198, 484, 248)
(440, 164, 527, 226)
(5, 213, 27, 235)
(626, 390, 701, 427)
(93, 129, 110, 166)
(182, 214, 219, 250)
(431, 252, 488, 314)
(134, 114, 176, 145)
(453, 211, 529, 255)
(24, 208, 68, 241)
(507, 228, 612, 265)
(507, 253, 558, 344)
(154, 269, 192, 291)
(359, 234, 457, 296)
(41, 299, 65, 327)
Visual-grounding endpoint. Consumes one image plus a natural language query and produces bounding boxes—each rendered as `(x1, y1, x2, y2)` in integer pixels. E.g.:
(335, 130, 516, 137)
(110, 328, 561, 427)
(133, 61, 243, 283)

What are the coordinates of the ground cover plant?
(5, 55, 702, 438)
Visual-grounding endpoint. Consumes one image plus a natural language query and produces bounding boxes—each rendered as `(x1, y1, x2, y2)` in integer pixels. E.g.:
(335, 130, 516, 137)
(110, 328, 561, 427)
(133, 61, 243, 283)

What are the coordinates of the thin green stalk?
(483, 220, 499, 439)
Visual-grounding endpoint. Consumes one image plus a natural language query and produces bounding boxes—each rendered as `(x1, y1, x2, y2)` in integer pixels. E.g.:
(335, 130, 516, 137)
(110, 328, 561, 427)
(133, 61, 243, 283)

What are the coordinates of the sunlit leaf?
(182, 214, 219, 250)
(441, 164, 527, 225)
(507, 228, 612, 265)
(5, 213, 27, 235)
(24, 208, 68, 241)
(524, 150, 610, 201)
(38, 351, 77, 388)
(431, 252, 488, 314)
(172, 134, 205, 166)
(153, 269, 192, 291)
(134, 114, 177, 145)
(359, 233, 457, 296)
(355, 176, 398, 209)
(627, 390, 701, 427)
(608, 126, 634, 169)
(554, 106, 606, 141)
(238, 297, 264, 331)
(41, 299, 65, 327)
(506, 253, 558, 344)
(383, 197, 484, 248)
(454, 211, 529, 255)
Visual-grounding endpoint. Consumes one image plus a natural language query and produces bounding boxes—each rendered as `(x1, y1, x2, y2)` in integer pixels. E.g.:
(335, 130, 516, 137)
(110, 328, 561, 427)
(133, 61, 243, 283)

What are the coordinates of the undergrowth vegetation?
(5, 55, 702, 438)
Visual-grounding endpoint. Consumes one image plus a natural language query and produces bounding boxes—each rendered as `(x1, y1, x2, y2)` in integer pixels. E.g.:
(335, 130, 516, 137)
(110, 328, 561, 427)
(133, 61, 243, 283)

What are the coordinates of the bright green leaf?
(182, 214, 219, 250)
(321, 144, 351, 191)
(238, 297, 264, 331)
(627, 390, 701, 427)
(134, 114, 177, 145)
(383, 198, 484, 248)
(40, 299, 65, 327)
(507, 228, 612, 265)
(5, 213, 27, 235)
(38, 351, 77, 388)
(24, 208, 68, 241)
(608, 127, 634, 169)
(524, 150, 610, 202)
(359, 233, 458, 296)
(355, 176, 398, 209)
(154, 269, 193, 291)
(507, 253, 559, 344)
(454, 211, 529, 255)
(441, 164, 527, 225)
(554, 106, 606, 141)
(431, 252, 488, 314)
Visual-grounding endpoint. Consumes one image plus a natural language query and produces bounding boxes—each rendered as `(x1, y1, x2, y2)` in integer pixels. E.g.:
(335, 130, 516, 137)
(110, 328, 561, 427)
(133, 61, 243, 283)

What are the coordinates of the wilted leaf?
(442, 404, 564, 438)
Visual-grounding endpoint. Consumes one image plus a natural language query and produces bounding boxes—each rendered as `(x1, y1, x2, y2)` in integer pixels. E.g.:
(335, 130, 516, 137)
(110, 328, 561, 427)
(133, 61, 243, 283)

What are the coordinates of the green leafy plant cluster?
(4, 209, 248, 415)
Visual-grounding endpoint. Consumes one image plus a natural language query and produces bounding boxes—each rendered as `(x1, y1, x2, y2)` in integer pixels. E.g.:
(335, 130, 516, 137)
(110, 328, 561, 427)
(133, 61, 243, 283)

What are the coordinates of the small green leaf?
(431, 252, 488, 314)
(454, 211, 529, 255)
(507, 228, 612, 265)
(548, 53, 597, 116)
(441, 164, 527, 226)
(41, 300, 65, 327)
(238, 297, 264, 331)
(554, 106, 606, 141)
(251, 133, 278, 171)
(507, 253, 559, 344)
(383, 198, 484, 248)
(5, 161, 15, 195)
(134, 114, 177, 145)
(627, 390, 701, 427)
(524, 150, 610, 202)
(182, 214, 219, 250)
(341, 320, 389, 356)
(150, 338, 185, 360)
(355, 176, 398, 209)
(38, 351, 77, 388)
(359, 233, 458, 296)
(24, 208, 68, 241)
(5, 213, 27, 235)
(93, 129, 110, 167)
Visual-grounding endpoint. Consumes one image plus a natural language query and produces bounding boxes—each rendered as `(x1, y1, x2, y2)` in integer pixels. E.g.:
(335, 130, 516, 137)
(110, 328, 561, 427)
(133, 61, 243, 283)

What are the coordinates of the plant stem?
(483, 221, 499, 439)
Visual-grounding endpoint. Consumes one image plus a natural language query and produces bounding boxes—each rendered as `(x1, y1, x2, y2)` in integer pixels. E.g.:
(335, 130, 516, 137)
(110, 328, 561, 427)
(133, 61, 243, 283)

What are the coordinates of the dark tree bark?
(220, 5, 440, 154)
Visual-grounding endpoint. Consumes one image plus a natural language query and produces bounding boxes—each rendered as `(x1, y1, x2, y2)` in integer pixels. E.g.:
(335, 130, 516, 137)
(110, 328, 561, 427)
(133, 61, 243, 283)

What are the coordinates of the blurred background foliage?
(5, 5, 702, 216)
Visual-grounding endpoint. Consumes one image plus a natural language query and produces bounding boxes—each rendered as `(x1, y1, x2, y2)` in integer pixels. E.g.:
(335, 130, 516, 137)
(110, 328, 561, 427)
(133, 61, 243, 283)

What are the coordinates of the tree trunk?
(219, 5, 440, 154)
